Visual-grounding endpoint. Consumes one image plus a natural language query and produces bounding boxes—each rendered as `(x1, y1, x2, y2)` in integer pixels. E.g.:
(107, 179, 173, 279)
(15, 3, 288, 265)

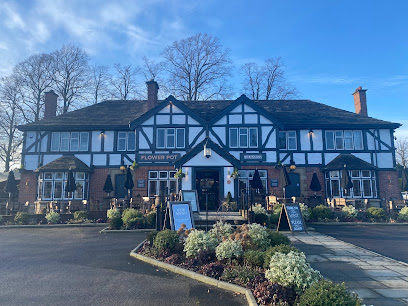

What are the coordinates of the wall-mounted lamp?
(120, 165, 126, 172)
(309, 129, 314, 135)
(204, 139, 211, 158)
(290, 160, 296, 171)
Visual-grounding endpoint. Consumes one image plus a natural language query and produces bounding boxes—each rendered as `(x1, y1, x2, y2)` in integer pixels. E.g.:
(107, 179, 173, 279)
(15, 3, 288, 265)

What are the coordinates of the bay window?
(38, 171, 88, 200)
(325, 170, 376, 198)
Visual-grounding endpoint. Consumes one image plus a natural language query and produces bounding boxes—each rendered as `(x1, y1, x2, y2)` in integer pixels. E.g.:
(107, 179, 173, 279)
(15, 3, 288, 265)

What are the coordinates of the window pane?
(288, 131, 297, 150)
(363, 180, 372, 197)
(55, 172, 64, 180)
(279, 131, 287, 149)
(351, 170, 360, 178)
(344, 131, 353, 150)
(149, 181, 157, 196)
(249, 128, 258, 147)
(75, 172, 85, 180)
(75, 181, 84, 199)
(61, 132, 70, 151)
(159, 171, 168, 179)
(372, 179, 377, 197)
(169, 171, 176, 178)
(239, 128, 248, 147)
(118, 132, 127, 151)
(352, 180, 361, 197)
(176, 129, 185, 148)
(229, 128, 238, 148)
(335, 131, 344, 150)
(43, 181, 52, 199)
(157, 129, 165, 148)
(54, 182, 63, 199)
(38, 181, 43, 200)
(127, 132, 135, 151)
(331, 180, 340, 197)
(167, 129, 175, 148)
(149, 171, 158, 179)
(159, 181, 167, 195)
(362, 170, 370, 178)
(330, 171, 339, 178)
(169, 180, 177, 194)
(80, 132, 89, 151)
(51, 133, 60, 151)
(326, 131, 335, 150)
(353, 131, 363, 149)
(44, 172, 53, 180)
(70, 132, 79, 151)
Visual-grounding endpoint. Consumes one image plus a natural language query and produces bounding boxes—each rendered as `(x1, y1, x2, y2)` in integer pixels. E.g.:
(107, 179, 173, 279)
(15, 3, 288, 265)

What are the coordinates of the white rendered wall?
(324, 153, 340, 165)
(40, 134, 48, 152)
(92, 131, 102, 152)
(93, 154, 107, 166)
(300, 130, 310, 151)
(183, 150, 232, 167)
(352, 153, 371, 164)
(312, 130, 323, 151)
(42, 155, 61, 167)
(212, 127, 225, 145)
(104, 131, 114, 151)
(75, 154, 91, 166)
(307, 153, 322, 165)
(377, 153, 394, 168)
(181, 167, 192, 190)
(379, 129, 392, 147)
(224, 167, 234, 198)
(24, 155, 39, 170)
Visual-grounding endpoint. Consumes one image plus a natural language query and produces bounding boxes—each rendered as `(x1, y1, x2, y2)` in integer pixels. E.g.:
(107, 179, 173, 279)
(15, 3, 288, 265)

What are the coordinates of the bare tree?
(0, 75, 24, 172)
(396, 136, 408, 167)
(110, 63, 140, 100)
(14, 53, 55, 122)
(51, 44, 90, 113)
(241, 57, 298, 100)
(89, 65, 111, 104)
(162, 33, 232, 101)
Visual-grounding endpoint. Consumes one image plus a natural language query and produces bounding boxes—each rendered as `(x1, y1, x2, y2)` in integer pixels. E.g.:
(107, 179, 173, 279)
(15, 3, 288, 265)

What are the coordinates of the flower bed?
(136, 222, 361, 305)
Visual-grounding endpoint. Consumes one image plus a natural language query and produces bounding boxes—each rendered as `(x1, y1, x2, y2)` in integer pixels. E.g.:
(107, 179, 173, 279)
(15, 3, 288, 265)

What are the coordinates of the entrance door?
(195, 168, 220, 211)
(115, 174, 127, 198)
(285, 173, 300, 198)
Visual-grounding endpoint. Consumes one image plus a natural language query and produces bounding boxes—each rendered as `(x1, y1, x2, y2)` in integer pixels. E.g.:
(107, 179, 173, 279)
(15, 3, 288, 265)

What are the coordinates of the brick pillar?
(146, 79, 159, 110)
(44, 90, 58, 119)
(352, 86, 368, 116)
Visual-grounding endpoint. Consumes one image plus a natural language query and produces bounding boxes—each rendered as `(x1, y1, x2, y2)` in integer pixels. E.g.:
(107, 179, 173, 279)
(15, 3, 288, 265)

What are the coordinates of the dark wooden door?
(285, 173, 300, 198)
(115, 174, 127, 198)
(195, 169, 220, 211)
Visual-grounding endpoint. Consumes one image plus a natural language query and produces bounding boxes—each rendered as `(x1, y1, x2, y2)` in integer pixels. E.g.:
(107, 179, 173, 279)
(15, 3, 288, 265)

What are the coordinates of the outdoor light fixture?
(290, 160, 296, 171)
(120, 165, 126, 172)
(204, 139, 211, 158)
(309, 129, 314, 135)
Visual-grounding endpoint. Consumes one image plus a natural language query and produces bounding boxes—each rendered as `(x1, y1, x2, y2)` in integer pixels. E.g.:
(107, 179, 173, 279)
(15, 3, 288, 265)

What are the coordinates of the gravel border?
(130, 241, 258, 306)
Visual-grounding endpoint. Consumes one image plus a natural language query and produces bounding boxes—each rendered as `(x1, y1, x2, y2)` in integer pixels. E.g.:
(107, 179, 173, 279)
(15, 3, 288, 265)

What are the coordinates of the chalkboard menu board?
(277, 203, 307, 232)
(168, 201, 195, 231)
(179, 190, 199, 212)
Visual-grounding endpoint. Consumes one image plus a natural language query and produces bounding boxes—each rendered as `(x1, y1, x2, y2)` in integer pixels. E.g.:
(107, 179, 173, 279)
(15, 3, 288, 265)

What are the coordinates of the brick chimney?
(352, 86, 368, 116)
(44, 90, 58, 119)
(146, 79, 159, 110)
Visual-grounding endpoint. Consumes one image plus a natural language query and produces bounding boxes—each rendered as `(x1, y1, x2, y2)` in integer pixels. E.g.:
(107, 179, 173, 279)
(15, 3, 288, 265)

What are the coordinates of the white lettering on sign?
(139, 154, 180, 161)
(243, 154, 263, 160)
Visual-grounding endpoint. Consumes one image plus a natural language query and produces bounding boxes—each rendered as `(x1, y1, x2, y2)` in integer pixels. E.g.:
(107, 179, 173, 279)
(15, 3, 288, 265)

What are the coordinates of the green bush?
(109, 217, 123, 230)
(154, 229, 180, 252)
(215, 239, 243, 261)
(107, 208, 121, 220)
(267, 229, 291, 247)
(273, 204, 283, 215)
(312, 205, 334, 220)
(209, 221, 233, 241)
(126, 217, 144, 229)
(184, 230, 218, 257)
(145, 211, 157, 228)
(221, 265, 259, 287)
(268, 213, 280, 226)
(45, 211, 60, 223)
(398, 207, 408, 222)
(74, 211, 88, 221)
(247, 223, 270, 250)
(366, 207, 386, 222)
(254, 213, 269, 226)
(147, 231, 158, 244)
(122, 208, 143, 226)
(263, 244, 301, 269)
(14, 212, 30, 225)
(299, 280, 361, 306)
(244, 250, 264, 267)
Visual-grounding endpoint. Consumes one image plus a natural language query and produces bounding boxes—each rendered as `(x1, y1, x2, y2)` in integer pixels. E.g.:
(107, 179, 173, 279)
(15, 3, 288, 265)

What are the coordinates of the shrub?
(300, 280, 361, 306)
(398, 207, 408, 222)
(109, 217, 123, 230)
(216, 239, 243, 261)
(153, 229, 180, 252)
(252, 204, 267, 215)
(273, 204, 283, 215)
(268, 213, 280, 226)
(265, 251, 321, 293)
(342, 205, 358, 218)
(312, 205, 334, 220)
(14, 212, 30, 225)
(254, 213, 269, 226)
(221, 265, 259, 286)
(247, 223, 270, 250)
(122, 208, 143, 226)
(199, 262, 224, 279)
(267, 229, 291, 247)
(45, 211, 60, 224)
(263, 244, 301, 269)
(366, 207, 386, 222)
(145, 211, 156, 228)
(146, 231, 158, 244)
(209, 221, 233, 241)
(248, 277, 298, 306)
(74, 211, 88, 221)
(243, 250, 264, 267)
(184, 230, 218, 258)
(299, 203, 311, 221)
(126, 217, 144, 229)
(107, 208, 121, 220)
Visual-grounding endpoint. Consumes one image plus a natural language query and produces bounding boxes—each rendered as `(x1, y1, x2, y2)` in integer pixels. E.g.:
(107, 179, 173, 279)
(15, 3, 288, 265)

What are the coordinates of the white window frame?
(38, 171, 87, 201)
(148, 170, 178, 196)
(50, 132, 89, 152)
(156, 128, 185, 149)
(326, 130, 364, 150)
(117, 131, 135, 151)
(325, 170, 376, 198)
(279, 131, 297, 150)
(229, 127, 258, 148)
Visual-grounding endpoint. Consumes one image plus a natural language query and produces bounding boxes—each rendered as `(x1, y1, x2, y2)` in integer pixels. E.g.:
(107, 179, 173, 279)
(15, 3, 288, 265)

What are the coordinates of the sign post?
(277, 203, 307, 232)
(167, 201, 195, 231)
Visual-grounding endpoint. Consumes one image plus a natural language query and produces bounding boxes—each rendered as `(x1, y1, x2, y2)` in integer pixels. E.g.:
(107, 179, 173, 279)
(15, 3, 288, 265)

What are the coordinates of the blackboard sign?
(137, 180, 145, 188)
(168, 201, 195, 231)
(277, 203, 307, 232)
(179, 190, 199, 212)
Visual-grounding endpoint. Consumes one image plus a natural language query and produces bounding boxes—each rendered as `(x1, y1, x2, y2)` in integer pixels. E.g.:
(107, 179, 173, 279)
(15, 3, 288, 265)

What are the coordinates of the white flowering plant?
(265, 251, 322, 293)
(299, 203, 311, 221)
(215, 239, 243, 260)
(342, 205, 358, 218)
(107, 208, 121, 220)
(184, 230, 218, 258)
(247, 223, 270, 250)
(45, 211, 60, 224)
(251, 204, 268, 215)
(209, 221, 233, 241)
(398, 207, 408, 222)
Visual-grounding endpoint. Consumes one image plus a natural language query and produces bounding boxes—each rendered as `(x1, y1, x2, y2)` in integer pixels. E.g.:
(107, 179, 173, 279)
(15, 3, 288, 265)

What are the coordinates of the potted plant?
(230, 168, 239, 179)
(131, 160, 139, 170)
(174, 169, 186, 179)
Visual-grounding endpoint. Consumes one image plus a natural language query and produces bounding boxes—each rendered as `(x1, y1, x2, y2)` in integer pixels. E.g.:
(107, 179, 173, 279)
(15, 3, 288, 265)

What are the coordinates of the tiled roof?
(18, 96, 400, 130)
(324, 154, 377, 170)
(35, 156, 91, 172)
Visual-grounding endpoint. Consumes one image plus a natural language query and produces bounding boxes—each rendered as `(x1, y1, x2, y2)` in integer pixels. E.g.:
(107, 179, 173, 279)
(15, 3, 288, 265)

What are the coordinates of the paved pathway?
(291, 231, 408, 306)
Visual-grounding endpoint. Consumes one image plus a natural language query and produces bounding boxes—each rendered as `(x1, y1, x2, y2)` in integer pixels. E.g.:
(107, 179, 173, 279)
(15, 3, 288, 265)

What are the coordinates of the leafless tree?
(141, 56, 171, 99)
(14, 53, 55, 122)
(241, 57, 298, 100)
(396, 136, 408, 167)
(51, 44, 90, 113)
(110, 63, 141, 100)
(0, 75, 24, 172)
(162, 33, 232, 101)
(89, 65, 111, 104)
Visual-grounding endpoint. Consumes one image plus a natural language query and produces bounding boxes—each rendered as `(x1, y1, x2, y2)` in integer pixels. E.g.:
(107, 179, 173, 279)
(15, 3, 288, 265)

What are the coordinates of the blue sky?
(0, 0, 407, 137)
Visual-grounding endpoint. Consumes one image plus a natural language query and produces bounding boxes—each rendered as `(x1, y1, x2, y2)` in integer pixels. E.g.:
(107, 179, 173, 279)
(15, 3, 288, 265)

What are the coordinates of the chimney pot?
(146, 79, 159, 110)
(352, 87, 368, 117)
(44, 90, 58, 119)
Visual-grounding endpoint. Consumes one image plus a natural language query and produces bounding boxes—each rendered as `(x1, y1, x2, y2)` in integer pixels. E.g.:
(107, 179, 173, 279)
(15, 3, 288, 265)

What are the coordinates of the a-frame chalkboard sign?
(277, 203, 307, 232)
